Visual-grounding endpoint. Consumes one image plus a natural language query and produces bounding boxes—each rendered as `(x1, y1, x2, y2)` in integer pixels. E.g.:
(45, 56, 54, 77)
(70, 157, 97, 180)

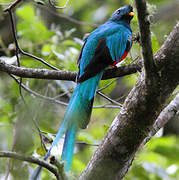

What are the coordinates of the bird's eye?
(117, 10, 120, 14)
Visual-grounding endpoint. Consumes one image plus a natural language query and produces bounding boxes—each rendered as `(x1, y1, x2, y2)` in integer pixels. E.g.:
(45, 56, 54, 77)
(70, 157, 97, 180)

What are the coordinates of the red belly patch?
(111, 50, 129, 66)
(111, 41, 133, 67)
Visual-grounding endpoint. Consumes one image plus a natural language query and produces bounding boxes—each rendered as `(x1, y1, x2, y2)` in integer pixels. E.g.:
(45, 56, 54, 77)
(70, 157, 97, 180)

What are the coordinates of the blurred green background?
(0, 0, 179, 179)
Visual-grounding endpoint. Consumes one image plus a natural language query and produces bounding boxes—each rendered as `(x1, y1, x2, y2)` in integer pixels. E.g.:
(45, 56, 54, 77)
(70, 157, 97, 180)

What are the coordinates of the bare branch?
(10, 74, 69, 106)
(0, 151, 60, 180)
(76, 141, 99, 147)
(102, 61, 142, 80)
(93, 105, 121, 109)
(10, 74, 121, 110)
(50, 156, 67, 180)
(0, 59, 142, 81)
(98, 78, 118, 91)
(4, 0, 22, 11)
(21, 50, 59, 70)
(97, 91, 122, 107)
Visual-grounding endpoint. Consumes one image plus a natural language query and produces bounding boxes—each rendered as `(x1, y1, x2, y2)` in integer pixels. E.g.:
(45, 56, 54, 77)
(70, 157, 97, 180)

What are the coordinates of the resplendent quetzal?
(32, 5, 134, 178)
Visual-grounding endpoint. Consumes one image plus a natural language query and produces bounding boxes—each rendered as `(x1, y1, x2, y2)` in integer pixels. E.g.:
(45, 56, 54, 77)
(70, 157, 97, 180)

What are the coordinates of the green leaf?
(16, 4, 35, 21)
(16, 4, 54, 42)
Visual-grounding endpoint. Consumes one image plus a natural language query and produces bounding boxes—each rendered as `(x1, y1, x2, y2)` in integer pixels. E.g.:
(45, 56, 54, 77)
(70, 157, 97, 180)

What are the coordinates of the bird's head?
(110, 5, 134, 24)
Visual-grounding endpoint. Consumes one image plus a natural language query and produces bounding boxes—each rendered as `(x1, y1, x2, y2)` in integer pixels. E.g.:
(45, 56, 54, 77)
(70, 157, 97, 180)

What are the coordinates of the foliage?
(125, 136, 179, 180)
(0, 0, 178, 179)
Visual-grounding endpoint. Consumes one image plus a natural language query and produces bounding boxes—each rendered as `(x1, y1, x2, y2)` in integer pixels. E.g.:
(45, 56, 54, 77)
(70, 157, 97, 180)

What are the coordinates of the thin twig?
(6, 10, 19, 55)
(0, 151, 60, 180)
(37, 131, 99, 146)
(97, 91, 122, 107)
(93, 105, 121, 109)
(9, 74, 68, 106)
(4, 0, 22, 11)
(98, 78, 118, 91)
(53, 91, 70, 99)
(115, 92, 129, 101)
(7, 7, 24, 104)
(33, 86, 52, 154)
(21, 50, 59, 70)
(10, 74, 121, 109)
(76, 141, 99, 146)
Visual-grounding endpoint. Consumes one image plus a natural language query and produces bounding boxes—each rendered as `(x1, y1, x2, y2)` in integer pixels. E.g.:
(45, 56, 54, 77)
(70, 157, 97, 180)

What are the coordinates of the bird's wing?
(78, 29, 131, 83)
(106, 28, 131, 61)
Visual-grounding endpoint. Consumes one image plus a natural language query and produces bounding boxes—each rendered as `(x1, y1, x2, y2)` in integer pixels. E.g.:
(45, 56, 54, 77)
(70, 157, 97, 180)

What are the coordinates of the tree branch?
(143, 93, 179, 145)
(0, 151, 60, 180)
(79, 22, 179, 180)
(0, 59, 142, 81)
(50, 156, 67, 180)
(134, 0, 155, 79)
(4, 0, 22, 11)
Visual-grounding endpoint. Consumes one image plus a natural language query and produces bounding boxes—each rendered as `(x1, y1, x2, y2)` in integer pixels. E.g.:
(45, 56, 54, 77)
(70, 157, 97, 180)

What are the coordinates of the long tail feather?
(62, 125, 77, 171)
(31, 73, 102, 179)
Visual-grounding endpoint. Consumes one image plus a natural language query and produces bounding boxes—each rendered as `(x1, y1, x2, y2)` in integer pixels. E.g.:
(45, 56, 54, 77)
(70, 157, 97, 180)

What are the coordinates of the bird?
(31, 4, 134, 179)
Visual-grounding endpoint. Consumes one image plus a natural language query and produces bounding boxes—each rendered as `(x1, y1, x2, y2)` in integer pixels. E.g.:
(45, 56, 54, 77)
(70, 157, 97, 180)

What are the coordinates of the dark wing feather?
(78, 38, 113, 83)
(125, 39, 132, 52)
(77, 41, 87, 67)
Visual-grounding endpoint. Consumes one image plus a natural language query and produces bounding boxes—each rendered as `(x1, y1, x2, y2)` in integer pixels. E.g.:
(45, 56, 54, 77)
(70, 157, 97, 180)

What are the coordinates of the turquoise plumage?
(31, 5, 134, 179)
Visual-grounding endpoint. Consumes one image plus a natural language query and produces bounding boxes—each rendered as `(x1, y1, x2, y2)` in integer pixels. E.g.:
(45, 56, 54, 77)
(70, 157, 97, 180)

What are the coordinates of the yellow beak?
(128, 12, 134, 16)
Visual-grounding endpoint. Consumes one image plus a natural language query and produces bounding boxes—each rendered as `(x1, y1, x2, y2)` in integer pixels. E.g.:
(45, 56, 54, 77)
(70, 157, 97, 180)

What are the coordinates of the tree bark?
(79, 23, 179, 180)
